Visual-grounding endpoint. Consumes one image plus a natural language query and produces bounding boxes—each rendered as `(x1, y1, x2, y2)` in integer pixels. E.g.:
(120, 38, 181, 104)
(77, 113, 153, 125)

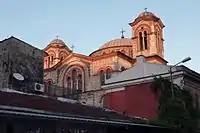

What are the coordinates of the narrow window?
(106, 68, 111, 79)
(100, 70, 105, 85)
(67, 77, 71, 94)
(77, 74, 82, 93)
(121, 66, 126, 71)
(48, 56, 50, 67)
(72, 69, 77, 93)
(139, 32, 143, 51)
(51, 56, 54, 65)
(156, 31, 161, 53)
(144, 31, 148, 50)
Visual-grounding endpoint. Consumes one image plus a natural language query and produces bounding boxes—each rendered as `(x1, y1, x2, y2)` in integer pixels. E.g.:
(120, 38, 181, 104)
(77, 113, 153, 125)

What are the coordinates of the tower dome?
(90, 37, 134, 57)
(138, 11, 156, 18)
(44, 38, 72, 51)
(49, 39, 66, 47)
(99, 38, 134, 49)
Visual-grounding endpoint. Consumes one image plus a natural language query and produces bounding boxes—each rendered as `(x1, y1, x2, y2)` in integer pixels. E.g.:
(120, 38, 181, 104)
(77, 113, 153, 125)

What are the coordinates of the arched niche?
(62, 65, 85, 94)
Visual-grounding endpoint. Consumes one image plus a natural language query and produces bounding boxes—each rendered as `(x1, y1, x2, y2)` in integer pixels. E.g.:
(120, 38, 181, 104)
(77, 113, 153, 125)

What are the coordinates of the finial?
(120, 28, 125, 39)
(56, 35, 59, 39)
(71, 44, 75, 52)
(56, 35, 59, 43)
(144, 8, 147, 12)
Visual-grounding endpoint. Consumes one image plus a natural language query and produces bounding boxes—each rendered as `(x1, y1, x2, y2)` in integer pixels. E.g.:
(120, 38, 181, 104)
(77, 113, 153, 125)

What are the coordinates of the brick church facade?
(43, 10, 167, 108)
(42, 10, 200, 120)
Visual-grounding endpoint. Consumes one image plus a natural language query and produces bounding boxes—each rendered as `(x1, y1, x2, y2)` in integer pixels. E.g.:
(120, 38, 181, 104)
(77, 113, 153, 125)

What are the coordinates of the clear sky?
(0, 0, 199, 72)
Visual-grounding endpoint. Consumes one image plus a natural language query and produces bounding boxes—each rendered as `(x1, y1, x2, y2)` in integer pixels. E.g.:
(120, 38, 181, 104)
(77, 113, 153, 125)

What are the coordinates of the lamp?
(170, 57, 191, 98)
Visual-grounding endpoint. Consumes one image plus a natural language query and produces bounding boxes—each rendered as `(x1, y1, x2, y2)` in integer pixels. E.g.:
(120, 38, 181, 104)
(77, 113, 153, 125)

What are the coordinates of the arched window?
(60, 56, 64, 61)
(100, 70, 105, 85)
(139, 32, 143, 51)
(66, 67, 83, 94)
(144, 31, 148, 50)
(48, 56, 51, 67)
(78, 74, 82, 92)
(156, 31, 161, 53)
(121, 66, 126, 71)
(72, 69, 77, 91)
(50, 55, 54, 65)
(67, 77, 71, 94)
(138, 29, 149, 51)
(106, 68, 112, 79)
(59, 52, 67, 61)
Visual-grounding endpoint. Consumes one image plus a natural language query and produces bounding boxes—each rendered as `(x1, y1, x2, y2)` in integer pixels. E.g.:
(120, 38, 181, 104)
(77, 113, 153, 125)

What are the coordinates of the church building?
(43, 10, 167, 109)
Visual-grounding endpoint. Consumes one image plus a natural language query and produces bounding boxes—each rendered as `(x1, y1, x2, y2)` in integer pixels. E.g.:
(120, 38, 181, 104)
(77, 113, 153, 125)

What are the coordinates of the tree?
(150, 76, 199, 132)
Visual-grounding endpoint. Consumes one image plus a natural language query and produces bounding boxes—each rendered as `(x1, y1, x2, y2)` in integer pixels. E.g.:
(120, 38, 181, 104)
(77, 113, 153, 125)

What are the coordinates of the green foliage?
(150, 76, 199, 131)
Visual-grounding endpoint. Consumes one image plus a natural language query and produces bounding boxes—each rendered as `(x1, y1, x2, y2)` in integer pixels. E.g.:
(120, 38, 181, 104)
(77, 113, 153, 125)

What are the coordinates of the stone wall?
(0, 37, 44, 92)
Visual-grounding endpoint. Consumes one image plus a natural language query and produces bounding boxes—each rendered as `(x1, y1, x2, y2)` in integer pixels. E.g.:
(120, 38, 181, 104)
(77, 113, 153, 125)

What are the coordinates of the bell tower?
(129, 9, 165, 59)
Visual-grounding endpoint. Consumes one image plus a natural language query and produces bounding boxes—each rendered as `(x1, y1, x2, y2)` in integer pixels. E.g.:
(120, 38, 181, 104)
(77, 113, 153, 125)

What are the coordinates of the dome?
(49, 39, 66, 47)
(138, 11, 156, 18)
(99, 38, 134, 49)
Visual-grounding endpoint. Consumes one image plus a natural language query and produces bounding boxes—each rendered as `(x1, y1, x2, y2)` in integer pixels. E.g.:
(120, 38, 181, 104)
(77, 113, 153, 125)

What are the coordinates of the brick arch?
(105, 66, 113, 71)
(97, 68, 105, 75)
(44, 79, 54, 94)
(47, 50, 56, 56)
(105, 66, 113, 79)
(62, 64, 86, 92)
(134, 24, 151, 36)
(134, 24, 151, 52)
(44, 79, 53, 84)
(45, 50, 56, 67)
(59, 51, 67, 60)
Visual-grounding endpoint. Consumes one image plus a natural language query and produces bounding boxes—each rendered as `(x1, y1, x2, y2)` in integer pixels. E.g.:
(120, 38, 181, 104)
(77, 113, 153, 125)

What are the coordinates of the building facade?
(102, 56, 200, 119)
(43, 10, 167, 107)
(0, 36, 45, 92)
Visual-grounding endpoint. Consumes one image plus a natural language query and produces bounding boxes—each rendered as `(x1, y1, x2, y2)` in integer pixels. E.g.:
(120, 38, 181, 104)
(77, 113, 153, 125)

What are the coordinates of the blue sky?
(0, 0, 199, 72)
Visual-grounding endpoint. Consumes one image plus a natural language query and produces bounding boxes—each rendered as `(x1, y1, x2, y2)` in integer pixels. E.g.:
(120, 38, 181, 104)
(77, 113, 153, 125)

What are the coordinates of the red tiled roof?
(0, 91, 133, 121)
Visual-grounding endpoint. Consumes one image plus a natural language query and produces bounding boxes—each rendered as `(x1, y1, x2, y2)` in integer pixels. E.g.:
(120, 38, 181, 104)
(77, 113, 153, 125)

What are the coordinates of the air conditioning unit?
(34, 83, 45, 93)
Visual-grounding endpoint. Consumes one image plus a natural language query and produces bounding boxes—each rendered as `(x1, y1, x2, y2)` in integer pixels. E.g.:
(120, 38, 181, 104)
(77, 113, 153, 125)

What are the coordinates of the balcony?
(45, 84, 82, 100)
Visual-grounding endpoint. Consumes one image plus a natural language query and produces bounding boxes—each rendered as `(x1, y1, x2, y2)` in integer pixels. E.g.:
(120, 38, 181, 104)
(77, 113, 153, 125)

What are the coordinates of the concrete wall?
(0, 37, 44, 92)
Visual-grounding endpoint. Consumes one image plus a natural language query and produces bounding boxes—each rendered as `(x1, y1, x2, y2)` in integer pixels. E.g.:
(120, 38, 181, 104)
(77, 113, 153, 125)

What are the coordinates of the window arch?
(121, 66, 126, 71)
(144, 31, 148, 50)
(139, 32, 143, 51)
(105, 68, 112, 79)
(59, 51, 67, 61)
(155, 28, 162, 55)
(139, 30, 148, 51)
(99, 70, 105, 85)
(65, 67, 84, 94)
(46, 50, 56, 67)
(44, 79, 53, 95)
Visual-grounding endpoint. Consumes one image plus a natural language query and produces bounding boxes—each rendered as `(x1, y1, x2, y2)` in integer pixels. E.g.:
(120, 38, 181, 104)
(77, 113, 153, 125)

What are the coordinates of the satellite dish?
(13, 73, 24, 81)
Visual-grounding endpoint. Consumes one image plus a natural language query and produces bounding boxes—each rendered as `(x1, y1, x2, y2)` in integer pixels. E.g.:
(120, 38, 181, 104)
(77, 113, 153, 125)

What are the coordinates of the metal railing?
(45, 84, 82, 100)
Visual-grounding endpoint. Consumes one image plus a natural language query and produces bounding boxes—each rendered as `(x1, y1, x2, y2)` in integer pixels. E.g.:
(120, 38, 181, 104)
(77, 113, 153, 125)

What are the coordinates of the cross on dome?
(56, 35, 59, 40)
(120, 29, 125, 38)
(71, 44, 75, 52)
